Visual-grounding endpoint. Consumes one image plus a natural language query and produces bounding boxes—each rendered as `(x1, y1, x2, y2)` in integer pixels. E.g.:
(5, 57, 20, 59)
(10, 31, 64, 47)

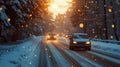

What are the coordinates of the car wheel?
(87, 48, 91, 50)
(70, 46, 74, 50)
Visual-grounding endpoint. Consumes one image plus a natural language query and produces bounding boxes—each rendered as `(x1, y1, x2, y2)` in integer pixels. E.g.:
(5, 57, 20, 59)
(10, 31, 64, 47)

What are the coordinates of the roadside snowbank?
(0, 36, 43, 67)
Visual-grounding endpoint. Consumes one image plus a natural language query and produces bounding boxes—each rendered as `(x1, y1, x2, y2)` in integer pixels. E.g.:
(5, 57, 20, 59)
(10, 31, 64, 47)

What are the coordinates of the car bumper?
(70, 45, 90, 47)
(47, 38, 56, 40)
(70, 45, 91, 50)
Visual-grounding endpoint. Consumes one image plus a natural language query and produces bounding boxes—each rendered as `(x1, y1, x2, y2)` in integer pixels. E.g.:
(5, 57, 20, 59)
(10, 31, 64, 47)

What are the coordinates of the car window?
(73, 34, 88, 39)
(73, 35, 79, 38)
(78, 35, 88, 39)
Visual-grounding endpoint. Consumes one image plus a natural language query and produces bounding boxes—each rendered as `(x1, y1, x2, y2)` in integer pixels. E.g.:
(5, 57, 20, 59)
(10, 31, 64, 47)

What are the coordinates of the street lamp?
(111, 24, 115, 28)
(0, 7, 2, 11)
(8, 18, 11, 22)
(79, 23, 84, 28)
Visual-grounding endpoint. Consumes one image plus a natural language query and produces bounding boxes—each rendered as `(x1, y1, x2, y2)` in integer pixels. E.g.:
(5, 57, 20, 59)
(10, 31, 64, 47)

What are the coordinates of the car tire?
(87, 48, 91, 50)
(70, 46, 74, 50)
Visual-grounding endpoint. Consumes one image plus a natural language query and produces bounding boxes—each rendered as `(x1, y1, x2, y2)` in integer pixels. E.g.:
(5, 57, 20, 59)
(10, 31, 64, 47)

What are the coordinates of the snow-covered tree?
(0, 0, 43, 42)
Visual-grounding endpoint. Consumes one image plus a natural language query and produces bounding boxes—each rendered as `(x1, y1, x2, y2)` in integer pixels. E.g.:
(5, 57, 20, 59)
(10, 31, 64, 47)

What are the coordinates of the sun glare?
(48, 0, 73, 19)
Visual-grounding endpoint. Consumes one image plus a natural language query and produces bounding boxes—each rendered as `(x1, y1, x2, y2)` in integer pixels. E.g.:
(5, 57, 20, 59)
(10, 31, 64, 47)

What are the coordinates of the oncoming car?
(46, 33, 57, 40)
(64, 34, 72, 39)
(69, 33, 91, 50)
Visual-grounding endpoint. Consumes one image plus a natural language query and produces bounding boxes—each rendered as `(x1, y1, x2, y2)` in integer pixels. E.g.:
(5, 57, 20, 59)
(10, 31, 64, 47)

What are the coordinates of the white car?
(69, 33, 91, 50)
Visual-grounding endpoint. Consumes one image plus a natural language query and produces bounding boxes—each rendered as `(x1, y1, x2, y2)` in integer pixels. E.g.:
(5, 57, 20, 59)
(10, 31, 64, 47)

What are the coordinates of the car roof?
(74, 33, 87, 36)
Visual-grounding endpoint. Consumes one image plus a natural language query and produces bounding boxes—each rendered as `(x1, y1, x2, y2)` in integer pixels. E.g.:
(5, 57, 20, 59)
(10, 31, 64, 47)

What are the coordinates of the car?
(69, 33, 91, 50)
(46, 33, 57, 40)
(64, 33, 72, 39)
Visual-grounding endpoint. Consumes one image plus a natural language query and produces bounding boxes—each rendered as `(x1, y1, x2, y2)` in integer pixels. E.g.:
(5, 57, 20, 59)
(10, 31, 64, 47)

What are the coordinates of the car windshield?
(73, 34, 88, 39)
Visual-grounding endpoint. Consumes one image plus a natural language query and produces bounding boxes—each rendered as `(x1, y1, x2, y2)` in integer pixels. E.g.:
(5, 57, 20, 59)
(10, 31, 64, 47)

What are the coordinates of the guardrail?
(92, 39, 120, 44)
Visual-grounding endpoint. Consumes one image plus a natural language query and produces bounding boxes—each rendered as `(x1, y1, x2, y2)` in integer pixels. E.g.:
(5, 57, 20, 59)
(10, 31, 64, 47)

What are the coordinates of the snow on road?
(0, 36, 43, 67)
(92, 41, 120, 56)
(1, 36, 120, 67)
(59, 45, 102, 67)
(47, 43, 71, 67)
(88, 51, 120, 64)
(43, 37, 120, 67)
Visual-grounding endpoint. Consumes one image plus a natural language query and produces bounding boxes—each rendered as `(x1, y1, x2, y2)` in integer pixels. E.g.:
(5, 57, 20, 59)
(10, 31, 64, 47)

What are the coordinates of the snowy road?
(0, 36, 120, 67)
(40, 39, 120, 67)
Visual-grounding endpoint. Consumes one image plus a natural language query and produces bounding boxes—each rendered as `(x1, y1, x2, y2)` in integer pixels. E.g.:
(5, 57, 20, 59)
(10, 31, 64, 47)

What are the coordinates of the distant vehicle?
(69, 33, 91, 50)
(64, 33, 72, 39)
(46, 33, 57, 40)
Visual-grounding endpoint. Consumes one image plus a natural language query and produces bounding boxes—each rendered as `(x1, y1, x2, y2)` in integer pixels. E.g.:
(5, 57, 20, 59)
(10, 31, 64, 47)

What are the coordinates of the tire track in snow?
(76, 51, 120, 67)
(91, 49, 120, 60)
(46, 44, 59, 67)
(47, 42, 71, 67)
(52, 42, 81, 67)
(58, 38, 120, 66)
(55, 42, 102, 67)
(39, 41, 46, 67)
(40, 40, 59, 67)
(88, 51, 120, 66)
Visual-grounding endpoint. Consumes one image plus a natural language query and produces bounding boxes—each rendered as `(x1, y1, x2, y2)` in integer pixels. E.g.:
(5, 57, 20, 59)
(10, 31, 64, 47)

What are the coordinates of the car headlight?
(47, 35, 50, 38)
(54, 36, 57, 38)
(73, 41, 77, 44)
(66, 35, 68, 38)
(56, 34, 59, 37)
(86, 41, 91, 44)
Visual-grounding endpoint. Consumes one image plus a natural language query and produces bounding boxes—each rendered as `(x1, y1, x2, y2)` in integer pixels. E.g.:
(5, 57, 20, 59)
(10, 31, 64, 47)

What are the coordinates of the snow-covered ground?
(47, 44, 71, 67)
(0, 36, 43, 67)
(58, 37, 120, 56)
(1, 36, 120, 67)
